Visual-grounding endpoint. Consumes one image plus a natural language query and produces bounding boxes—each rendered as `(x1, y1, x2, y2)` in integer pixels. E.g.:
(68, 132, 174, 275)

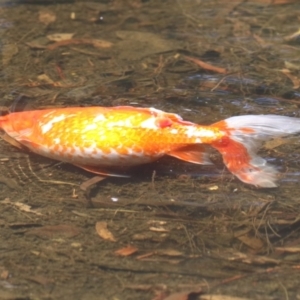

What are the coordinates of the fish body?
(1, 105, 300, 187)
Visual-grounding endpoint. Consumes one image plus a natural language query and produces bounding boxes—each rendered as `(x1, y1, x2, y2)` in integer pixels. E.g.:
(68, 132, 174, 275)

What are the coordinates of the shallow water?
(1, 1, 300, 299)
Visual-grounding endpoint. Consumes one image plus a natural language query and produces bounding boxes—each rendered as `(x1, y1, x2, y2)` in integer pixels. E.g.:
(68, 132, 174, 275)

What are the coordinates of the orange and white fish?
(0, 106, 299, 187)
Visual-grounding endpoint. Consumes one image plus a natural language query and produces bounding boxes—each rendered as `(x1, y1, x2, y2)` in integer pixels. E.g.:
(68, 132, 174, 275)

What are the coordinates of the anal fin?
(168, 145, 212, 165)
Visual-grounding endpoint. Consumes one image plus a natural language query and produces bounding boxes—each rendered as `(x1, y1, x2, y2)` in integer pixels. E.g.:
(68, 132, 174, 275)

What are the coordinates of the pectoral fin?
(0, 133, 25, 149)
(74, 164, 130, 177)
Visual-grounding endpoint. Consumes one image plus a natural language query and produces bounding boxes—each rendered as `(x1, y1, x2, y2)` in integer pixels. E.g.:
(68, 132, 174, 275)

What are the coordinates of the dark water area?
(0, 1, 300, 299)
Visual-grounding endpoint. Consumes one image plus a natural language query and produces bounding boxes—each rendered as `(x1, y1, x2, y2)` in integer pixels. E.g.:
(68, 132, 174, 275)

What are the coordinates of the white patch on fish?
(149, 107, 162, 115)
(84, 123, 97, 131)
(41, 114, 67, 134)
(73, 145, 83, 156)
(82, 145, 97, 157)
(140, 117, 157, 129)
(53, 137, 60, 144)
(185, 126, 214, 139)
(106, 119, 133, 128)
(93, 114, 106, 122)
(106, 149, 121, 159)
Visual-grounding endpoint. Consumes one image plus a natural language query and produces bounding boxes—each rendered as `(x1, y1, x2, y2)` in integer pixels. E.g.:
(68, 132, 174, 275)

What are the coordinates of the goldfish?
(0, 105, 300, 187)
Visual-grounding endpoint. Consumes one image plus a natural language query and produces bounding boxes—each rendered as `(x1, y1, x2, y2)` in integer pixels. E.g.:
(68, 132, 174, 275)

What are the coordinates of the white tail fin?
(212, 115, 300, 187)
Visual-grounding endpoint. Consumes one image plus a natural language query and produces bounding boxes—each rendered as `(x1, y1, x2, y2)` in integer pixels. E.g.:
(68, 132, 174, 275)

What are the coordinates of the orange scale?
(68, 147, 75, 154)
(61, 145, 70, 152)
(117, 148, 130, 156)
(101, 147, 112, 155)
(52, 144, 60, 152)
(79, 146, 86, 154)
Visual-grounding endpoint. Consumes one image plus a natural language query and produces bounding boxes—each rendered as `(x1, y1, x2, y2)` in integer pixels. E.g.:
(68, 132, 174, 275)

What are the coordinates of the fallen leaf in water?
(253, 33, 270, 48)
(275, 246, 300, 253)
(281, 69, 300, 89)
(26, 275, 53, 286)
(115, 245, 138, 256)
(184, 56, 227, 74)
(136, 252, 154, 260)
(47, 33, 75, 42)
(149, 226, 169, 232)
(284, 61, 300, 71)
(157, 249, 183, 257)
(0, 269, 9, 280)
(208, 185, 218, 191)
(285, 28, 300, 42)
(2, 44, 18, 66)
(115, 30, 180, 60)
(95, 221, 116, 242)
(48, 38, 113, 50)
(223, 250, 280, 265)
(26, 37, 49, 49)
(37, 74, 55, 84)
(26, 224, 81, 239)
(2, 198, 42, 215)
(235, 233, 264, 251)
(39, 10, 56, 25)
(0, 175, 20, 189)
(87, 39, 113, 48)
